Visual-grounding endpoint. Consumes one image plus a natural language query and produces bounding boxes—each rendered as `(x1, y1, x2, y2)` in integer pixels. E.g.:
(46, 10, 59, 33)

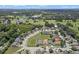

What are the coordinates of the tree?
(49, 48, 53, 53)
(66, 22, 73, 27)
(61, 40, 65, 48)
(78, 27, 79, 31)
(50, 34, 53, 38)
(45, 21, 49, 27)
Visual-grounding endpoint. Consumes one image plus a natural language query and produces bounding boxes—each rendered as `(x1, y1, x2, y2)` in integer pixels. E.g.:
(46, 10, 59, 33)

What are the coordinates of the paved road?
(22, 30, 41, 49)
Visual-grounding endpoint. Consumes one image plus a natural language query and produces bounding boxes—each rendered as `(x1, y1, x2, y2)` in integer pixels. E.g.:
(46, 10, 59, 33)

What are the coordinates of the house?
(16, 18, 24, 25)
(53, 35, 61, 45)
(43, 39, 48, 45)
(11, 36, 23, 47)
(42, 31, 51, 35)
(31, 14, 41, 19)
(42, 27, 52, 35)
(11, 42, 18, 47)
(48, 40, 53, 45)
(15, 37, 22, 43)
(2, 18, 10, 26)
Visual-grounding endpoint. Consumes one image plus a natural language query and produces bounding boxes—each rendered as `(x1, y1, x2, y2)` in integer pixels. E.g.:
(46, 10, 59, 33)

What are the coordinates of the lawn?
(27, 33, 50, 47)
(5, 46, 20, 54)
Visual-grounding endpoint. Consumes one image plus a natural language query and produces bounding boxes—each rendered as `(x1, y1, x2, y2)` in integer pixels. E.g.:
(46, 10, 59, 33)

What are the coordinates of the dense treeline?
(0, 9, 79, 20)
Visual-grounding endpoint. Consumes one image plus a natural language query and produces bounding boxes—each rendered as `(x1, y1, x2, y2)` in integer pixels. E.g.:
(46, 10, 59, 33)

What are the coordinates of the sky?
(0, 5, 79, 9)
(0, 0, 79, 9)
(0, 0, 79, 5)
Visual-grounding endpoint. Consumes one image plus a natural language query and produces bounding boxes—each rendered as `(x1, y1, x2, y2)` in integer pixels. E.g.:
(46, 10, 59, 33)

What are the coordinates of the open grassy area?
(28, 19, 45, 25)
(27, 33, 50, 47)
(5, 47, 20, 54)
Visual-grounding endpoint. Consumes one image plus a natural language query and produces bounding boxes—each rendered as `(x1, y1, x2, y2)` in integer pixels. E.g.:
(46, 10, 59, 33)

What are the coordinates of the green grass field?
(27, 33, 50, 47)
(5, 46, 20, 54)
(5, 47, 20, 54)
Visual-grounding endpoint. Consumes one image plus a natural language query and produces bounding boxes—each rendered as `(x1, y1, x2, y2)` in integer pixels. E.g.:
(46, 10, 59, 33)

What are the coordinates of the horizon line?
(0, 5, 79, 9)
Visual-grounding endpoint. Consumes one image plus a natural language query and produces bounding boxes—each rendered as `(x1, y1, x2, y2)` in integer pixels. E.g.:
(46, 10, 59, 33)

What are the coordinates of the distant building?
(31, 14, 41, 19)
(15, 37, 21, 43)
(16, 18, 24, 25)
(11, 37, 23, 47)
(2, 18, 11, 26)
(42, 27, 52, 35)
